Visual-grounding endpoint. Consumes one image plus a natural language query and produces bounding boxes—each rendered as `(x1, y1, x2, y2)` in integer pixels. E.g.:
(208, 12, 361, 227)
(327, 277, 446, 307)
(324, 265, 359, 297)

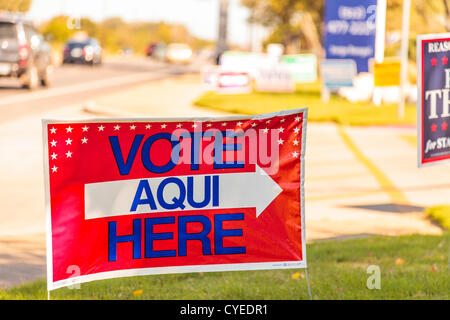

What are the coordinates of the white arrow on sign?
(84, 164, 282, 220)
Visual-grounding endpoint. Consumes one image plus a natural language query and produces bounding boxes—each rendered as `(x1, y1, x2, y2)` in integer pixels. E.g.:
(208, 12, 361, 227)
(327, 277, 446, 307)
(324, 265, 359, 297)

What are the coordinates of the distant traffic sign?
(43, 109, 308, 290)
(417, 33, 450, 166)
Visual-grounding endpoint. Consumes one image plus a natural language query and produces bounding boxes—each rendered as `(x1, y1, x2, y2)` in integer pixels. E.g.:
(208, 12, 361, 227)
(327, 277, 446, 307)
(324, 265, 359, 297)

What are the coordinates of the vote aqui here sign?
(417, 34, 450, 166)
(43, 109, 308, 290)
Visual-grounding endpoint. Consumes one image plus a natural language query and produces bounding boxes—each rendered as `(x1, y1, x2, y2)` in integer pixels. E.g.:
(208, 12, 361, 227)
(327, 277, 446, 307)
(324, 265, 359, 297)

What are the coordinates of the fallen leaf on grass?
(430, 264, 438, 273)
(133, 289, 143, 297)
(395, 258, 404, 265)
(291, 272, 304, 280)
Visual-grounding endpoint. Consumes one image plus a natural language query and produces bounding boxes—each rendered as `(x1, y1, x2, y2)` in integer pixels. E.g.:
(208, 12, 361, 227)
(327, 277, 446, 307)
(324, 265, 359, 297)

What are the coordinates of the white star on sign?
(114, 125, 121, 131)
(236, 121, 243, 126)
(130, 125, 136, 130)
(292, 151, 299, 158)
(98, 125, 105, 132)
(66, 126, 73, 133)
(278, 138, 284, 145)
(50, 127, 57, 134)
(280, 118, 286, 123)
(222, 122, 227, 126)
(192, 123, 198, 128)
(51, 165, 58, 173)
(295, 116, 301, 122)
(82, 125, 89, 132)
(176, 124, 182, 128)
(161, 124, 167, 129)
(293, 139, 299, 146)
(81, 137, 88, 144)
(66, 151, 72, 158)
(50, 140, 57, 147)
(262, 128, 269, 134)
(51, 153, 57, 160)
(251, 123, 257, 127)
(293, 127, 300, 134)
(278, 127, 285, 133)
(65, 138, 72, 145)
(206, 123, 212, 127)
(146, 124, 152, 129)
(265, 119, 271, 124)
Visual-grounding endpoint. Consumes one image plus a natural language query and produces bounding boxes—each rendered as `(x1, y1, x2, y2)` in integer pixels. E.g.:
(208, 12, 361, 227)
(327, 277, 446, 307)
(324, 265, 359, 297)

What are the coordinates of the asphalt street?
(0, 56, 201, 123)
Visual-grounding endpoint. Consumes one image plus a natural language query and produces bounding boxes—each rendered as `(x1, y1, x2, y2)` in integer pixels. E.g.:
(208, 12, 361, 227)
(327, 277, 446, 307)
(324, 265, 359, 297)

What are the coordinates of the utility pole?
(216, 0, 229, 64)
(399, 0, 411, 119)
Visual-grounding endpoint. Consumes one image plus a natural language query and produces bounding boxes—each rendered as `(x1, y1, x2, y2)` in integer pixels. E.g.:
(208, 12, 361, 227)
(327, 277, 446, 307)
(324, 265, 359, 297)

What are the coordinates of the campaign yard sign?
(216, 71, 252, 94)
(43, 109, 308, 290)
(321, 59, 357, 90)
(417, 34, 450, 166)
(254, 67, 295, 93)
(324, 0, 377, 73)
(281, 54, 318, 83)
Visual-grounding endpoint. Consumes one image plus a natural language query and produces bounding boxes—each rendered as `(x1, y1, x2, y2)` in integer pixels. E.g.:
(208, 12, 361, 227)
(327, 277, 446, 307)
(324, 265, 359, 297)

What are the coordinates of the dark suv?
(63, 37, 102, 65)
(0, 13, 53, 89)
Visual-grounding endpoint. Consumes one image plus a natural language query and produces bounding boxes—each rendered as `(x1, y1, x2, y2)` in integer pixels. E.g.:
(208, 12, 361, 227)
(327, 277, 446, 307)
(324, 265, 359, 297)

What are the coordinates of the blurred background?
(0, 0, 449, 298)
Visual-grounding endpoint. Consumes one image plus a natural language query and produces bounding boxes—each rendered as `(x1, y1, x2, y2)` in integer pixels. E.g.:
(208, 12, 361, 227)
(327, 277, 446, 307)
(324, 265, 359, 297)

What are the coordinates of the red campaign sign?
(417, 33, 450, 166)
(43, 109, 308, 290)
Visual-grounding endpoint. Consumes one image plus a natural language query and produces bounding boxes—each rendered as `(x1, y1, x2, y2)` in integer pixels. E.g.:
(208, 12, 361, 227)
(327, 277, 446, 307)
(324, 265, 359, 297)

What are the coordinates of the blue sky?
(26, 0, 252, 46)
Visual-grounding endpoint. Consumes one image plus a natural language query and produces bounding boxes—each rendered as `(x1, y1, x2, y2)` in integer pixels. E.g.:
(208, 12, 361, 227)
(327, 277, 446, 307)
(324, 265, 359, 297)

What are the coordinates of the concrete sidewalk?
(345, 125, 450, 209)
(305, 123, 442, 240)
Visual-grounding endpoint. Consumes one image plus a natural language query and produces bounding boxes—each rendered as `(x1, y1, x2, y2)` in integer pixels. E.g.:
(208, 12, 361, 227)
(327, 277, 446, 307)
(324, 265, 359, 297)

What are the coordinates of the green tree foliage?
(40, 16, 74, 43)
(242, 0, 450, 56)
(39, 16, 213, 54)
(0, 0, 31, 12)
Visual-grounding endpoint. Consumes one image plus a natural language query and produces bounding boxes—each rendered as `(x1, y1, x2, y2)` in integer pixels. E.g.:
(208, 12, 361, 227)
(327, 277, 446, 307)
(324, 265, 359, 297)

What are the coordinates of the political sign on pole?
(324, 0, 377, 73)
(321, 59, 357, 90)
(417, 34, 450, 167)
(373, 58, 401, 87)
(43, 109, 308, 290)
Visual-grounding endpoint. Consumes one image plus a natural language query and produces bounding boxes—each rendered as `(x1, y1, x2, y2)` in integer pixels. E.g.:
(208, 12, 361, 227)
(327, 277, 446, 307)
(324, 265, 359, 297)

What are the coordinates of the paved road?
(0, 56, 202, 123)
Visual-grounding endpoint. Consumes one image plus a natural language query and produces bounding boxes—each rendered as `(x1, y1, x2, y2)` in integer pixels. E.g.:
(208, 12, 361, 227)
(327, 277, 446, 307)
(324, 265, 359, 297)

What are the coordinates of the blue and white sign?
(324, 0, 377, 73)
(321, 59, 357, 89)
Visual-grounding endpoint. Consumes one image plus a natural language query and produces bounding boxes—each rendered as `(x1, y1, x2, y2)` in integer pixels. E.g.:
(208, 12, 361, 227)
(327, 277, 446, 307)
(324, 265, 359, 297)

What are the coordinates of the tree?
(0, 0, 32, 12)
(242, 0, 450, 57)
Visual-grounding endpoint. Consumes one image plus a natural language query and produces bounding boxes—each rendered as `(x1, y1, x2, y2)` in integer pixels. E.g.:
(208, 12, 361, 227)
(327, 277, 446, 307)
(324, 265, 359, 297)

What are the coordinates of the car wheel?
(22, 65, 39, 90)
(40, 65, 53, 87)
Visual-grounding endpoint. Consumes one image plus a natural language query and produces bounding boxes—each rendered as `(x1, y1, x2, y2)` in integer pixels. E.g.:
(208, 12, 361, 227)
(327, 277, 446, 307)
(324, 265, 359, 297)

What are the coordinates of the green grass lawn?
(194, 82, 417, 126)
(1, 232, 448, 300)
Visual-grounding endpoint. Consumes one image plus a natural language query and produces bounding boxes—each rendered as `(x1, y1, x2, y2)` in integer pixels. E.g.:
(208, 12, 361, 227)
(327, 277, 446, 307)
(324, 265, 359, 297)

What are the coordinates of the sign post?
(43, 109, 308, 290)
(417, 33, 450, 167)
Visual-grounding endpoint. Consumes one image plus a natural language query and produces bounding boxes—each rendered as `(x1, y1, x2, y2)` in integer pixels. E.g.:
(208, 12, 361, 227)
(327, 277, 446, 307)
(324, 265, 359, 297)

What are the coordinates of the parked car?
(166, 43, 192, 64)
(0, 13, 53, 89)
(63, 37, 102, 65)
